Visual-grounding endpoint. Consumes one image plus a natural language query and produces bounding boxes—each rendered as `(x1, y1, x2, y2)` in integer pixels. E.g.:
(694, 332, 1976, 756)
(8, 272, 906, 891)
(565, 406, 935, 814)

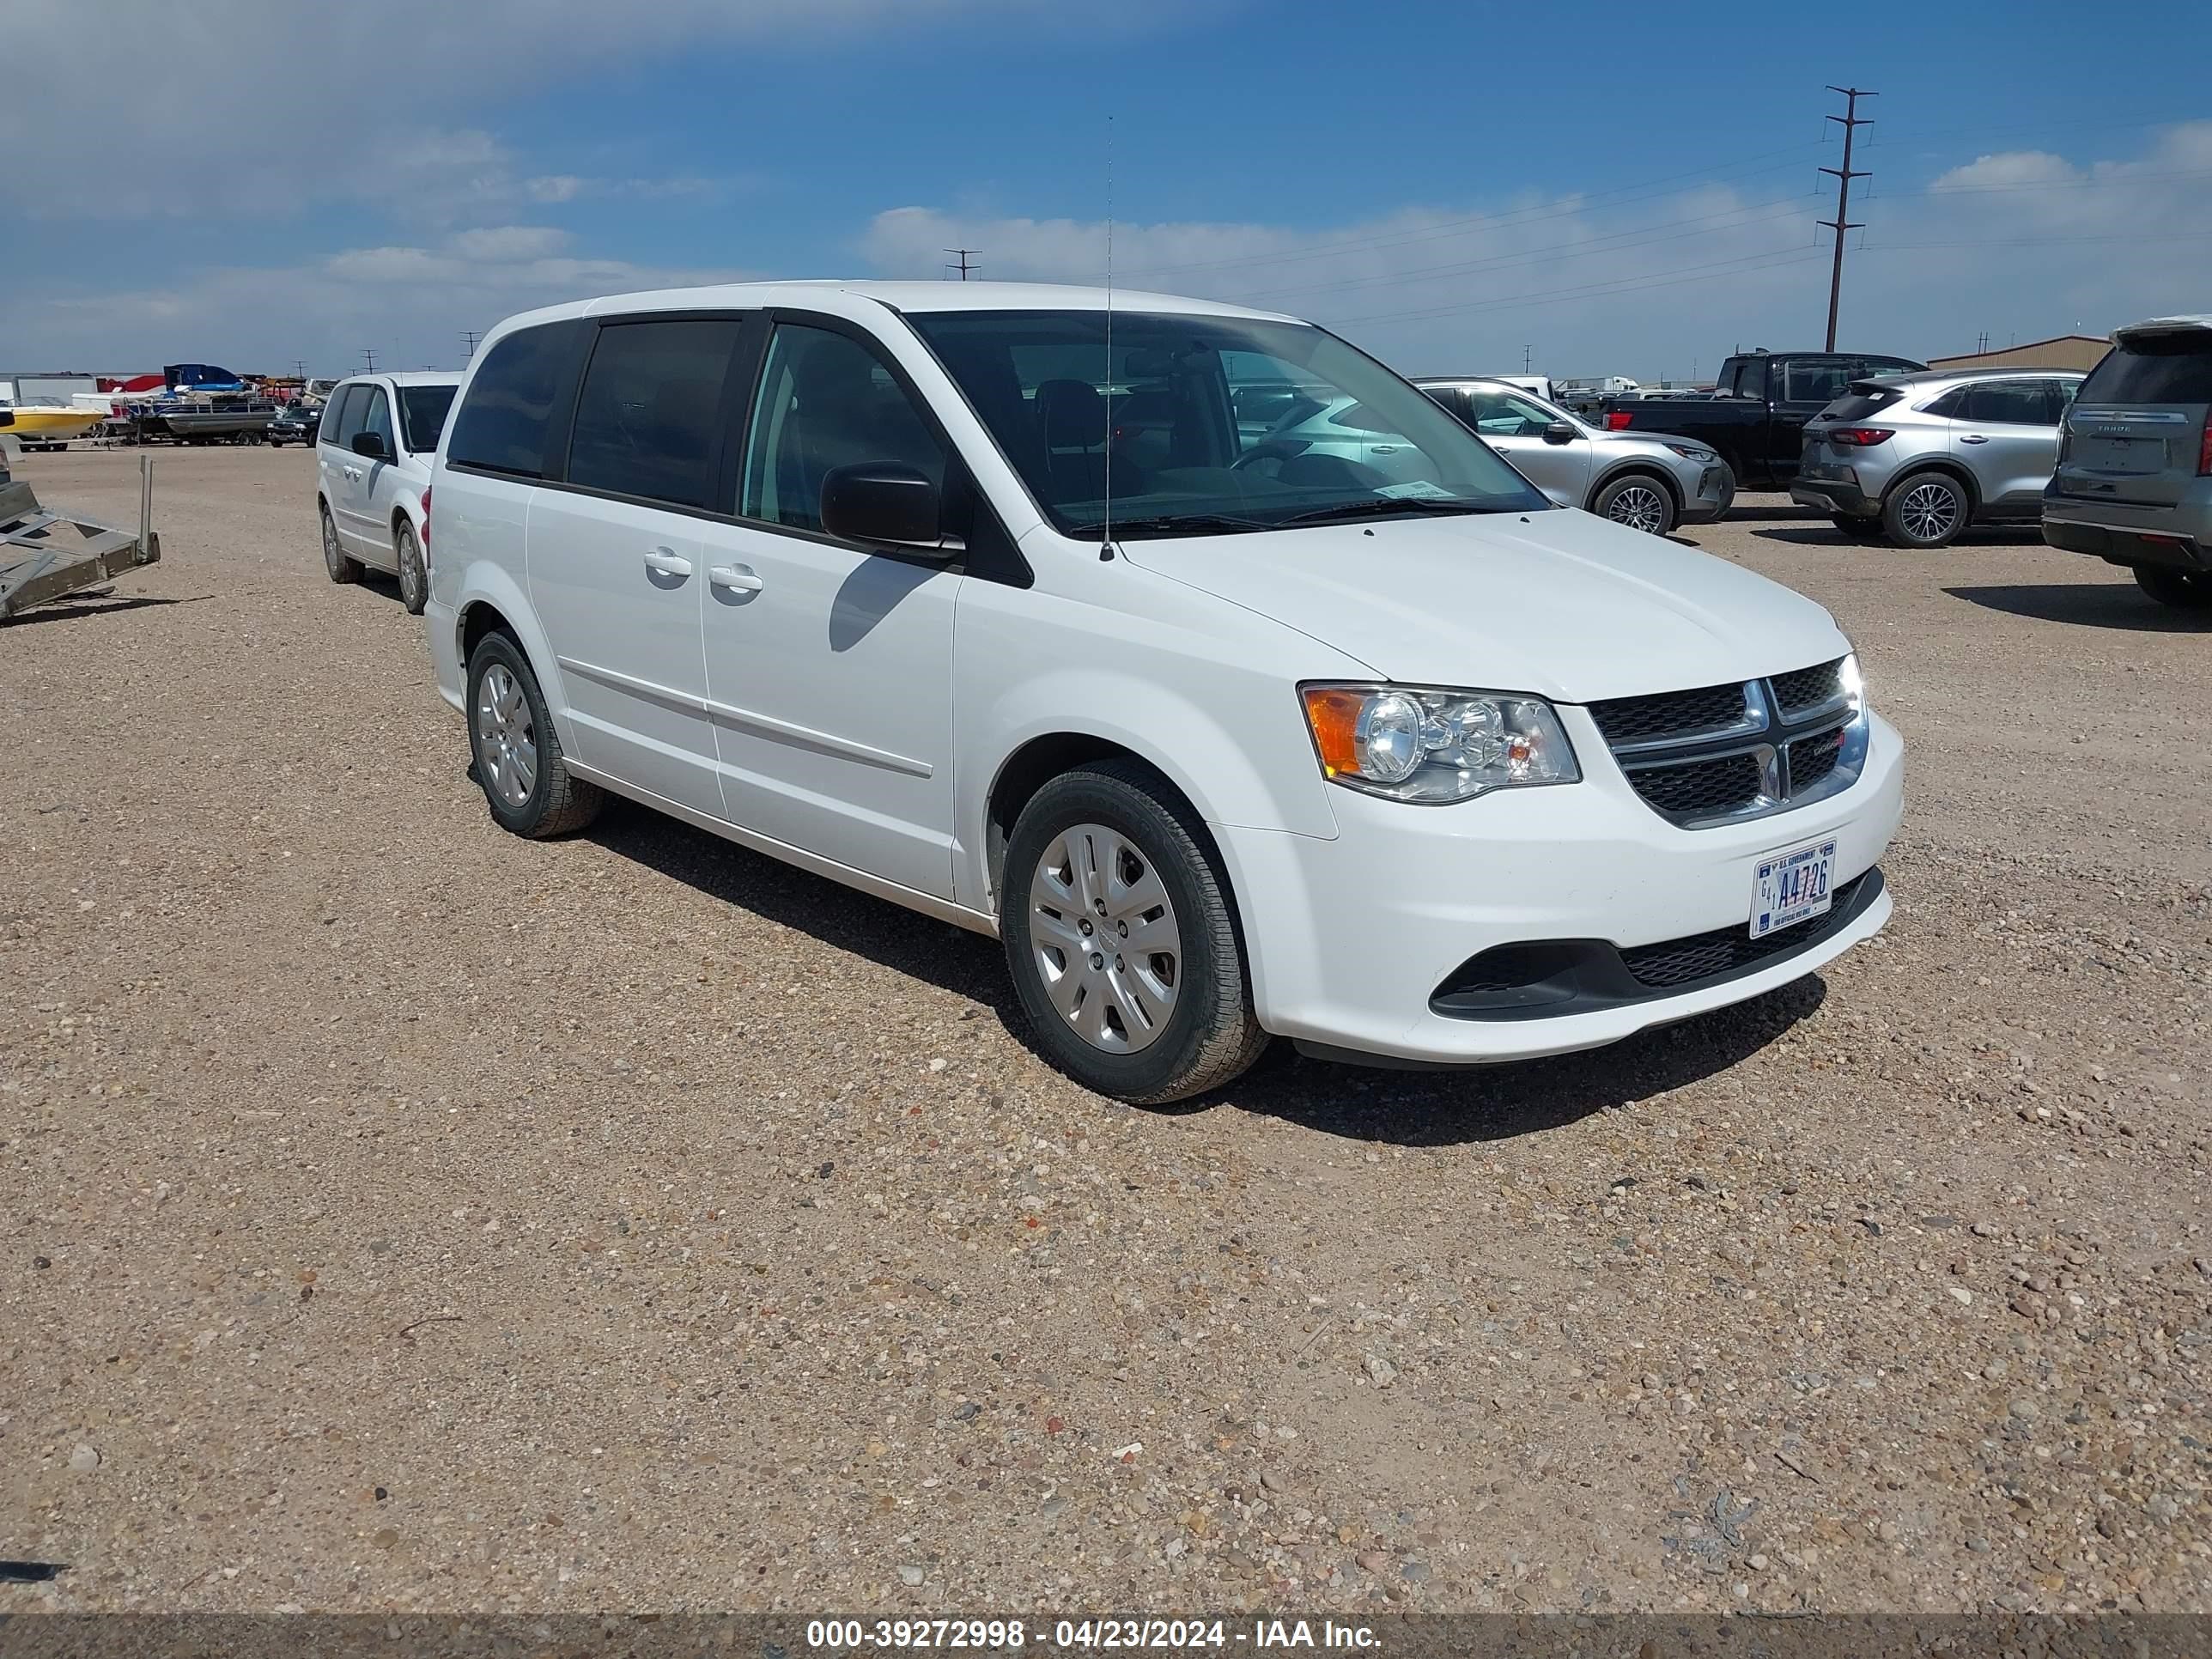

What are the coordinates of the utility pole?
(943, 247, 979, 281)
(461, 330, 481, 360)
(293, 359, 307, 381)
(1977, 331, 1990, 356)
(1819, 86, 1874, 352)
(361, 347, 379, 373)
(1522, 343, 1533, 374)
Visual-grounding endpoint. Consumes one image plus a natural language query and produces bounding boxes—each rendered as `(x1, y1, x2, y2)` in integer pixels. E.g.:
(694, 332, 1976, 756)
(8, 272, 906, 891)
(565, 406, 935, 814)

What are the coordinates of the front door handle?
(709, 563, 764, 593)
(641, 547, 693, 578)
(1959, 434, 1989, 444)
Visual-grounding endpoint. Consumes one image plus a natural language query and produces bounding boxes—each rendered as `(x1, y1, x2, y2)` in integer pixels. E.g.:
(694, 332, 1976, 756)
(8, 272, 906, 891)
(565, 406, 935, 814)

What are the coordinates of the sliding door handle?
(709, 563, 764, 593)
(641, 547, 693, 578)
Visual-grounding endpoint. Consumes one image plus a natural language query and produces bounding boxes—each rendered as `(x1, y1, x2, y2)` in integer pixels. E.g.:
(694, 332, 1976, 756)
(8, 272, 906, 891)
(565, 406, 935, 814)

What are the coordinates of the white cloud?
(859, 125, 2212, 380)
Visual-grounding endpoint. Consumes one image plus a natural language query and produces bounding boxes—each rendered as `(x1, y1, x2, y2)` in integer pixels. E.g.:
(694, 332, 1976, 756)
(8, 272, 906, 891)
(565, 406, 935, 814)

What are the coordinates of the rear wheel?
(394, 521, 428, 616)
(465, 631, 602, 838)
(1593, 472, 1676, 536)
(2135, 565, 2212, 611)
(319, 502, 363, 584)
(1881, 472, 1969, 548)
(1000, 761, 1267, 1103)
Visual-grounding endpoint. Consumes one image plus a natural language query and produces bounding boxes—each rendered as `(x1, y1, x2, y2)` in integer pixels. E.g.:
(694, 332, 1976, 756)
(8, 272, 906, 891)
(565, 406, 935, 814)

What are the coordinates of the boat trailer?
(0, 452, 161, 623)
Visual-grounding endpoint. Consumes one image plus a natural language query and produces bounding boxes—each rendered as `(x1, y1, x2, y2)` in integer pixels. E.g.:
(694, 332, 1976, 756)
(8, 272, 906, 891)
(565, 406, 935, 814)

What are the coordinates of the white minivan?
(317, 371, 459, 615)
(424, 283, 1903, 1103)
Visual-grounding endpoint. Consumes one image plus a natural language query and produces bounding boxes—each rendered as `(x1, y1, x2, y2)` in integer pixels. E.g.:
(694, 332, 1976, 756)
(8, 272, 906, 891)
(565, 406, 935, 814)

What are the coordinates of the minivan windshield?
(904, 310, 1551, 537)
(399, 384, 459, 454)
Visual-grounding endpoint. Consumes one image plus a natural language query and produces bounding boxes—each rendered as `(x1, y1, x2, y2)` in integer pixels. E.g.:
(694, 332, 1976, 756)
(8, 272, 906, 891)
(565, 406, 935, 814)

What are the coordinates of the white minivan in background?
(424, 283, 1903, 1103)
(316, 371, 459, 615)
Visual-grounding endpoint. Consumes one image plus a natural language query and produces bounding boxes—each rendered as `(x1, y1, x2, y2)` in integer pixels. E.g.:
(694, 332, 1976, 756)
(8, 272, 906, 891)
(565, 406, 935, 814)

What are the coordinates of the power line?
(1820, 86, 1875, 352)
(944, 247, 980, 280)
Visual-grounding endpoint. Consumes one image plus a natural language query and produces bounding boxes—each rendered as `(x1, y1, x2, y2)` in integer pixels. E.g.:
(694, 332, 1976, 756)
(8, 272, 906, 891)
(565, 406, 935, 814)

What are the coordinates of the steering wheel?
(1231, 441, 1302, 474)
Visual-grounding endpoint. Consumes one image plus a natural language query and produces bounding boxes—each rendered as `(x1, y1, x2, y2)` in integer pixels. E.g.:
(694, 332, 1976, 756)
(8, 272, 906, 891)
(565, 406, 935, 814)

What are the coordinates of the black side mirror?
(821, 461, 957, 556)
(1542, 422, 1577, 446)
(351, 430, 389, 461)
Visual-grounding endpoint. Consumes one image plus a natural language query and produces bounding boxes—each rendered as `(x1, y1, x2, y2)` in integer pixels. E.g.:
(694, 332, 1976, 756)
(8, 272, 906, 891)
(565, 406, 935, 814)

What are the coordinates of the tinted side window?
(2078, 342, 2212, 404)
(360, 386, 394, 452)
(1731, 358, 1767, 400)
(565, 319, 744, 509)
(1920, 387, 1969, 419)
(447, 323, 580, 478)
(327, 386, 368, 447)
(399, 385, 457, 454)
(1783, 360, 1850, 405)
(739, 325, 946, 535)
(2045, 379, 2081, 423)
(1961, 380, 2049, 425)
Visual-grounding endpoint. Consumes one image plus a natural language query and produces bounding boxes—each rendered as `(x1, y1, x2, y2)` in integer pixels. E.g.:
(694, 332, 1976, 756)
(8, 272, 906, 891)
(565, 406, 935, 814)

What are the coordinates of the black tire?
(394, 520, 428, 615)
(1881, 471, 1970, 549)
(319, 502, 364, 584)
(2134, 565, 2212, 611)
(465, 630, 602, 838)
(1830, 513, 1881, 540)
(1000, 760, 1267, 1104)
(1592, 471, 1676, 536)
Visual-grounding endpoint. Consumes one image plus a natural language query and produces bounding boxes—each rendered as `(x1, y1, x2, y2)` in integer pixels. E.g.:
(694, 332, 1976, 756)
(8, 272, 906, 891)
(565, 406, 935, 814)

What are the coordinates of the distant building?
(1927, 334, 2110, 374)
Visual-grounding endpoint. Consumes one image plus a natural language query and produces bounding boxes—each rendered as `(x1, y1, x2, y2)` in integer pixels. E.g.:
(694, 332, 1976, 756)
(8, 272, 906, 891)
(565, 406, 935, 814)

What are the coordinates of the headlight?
(1663, 442, 1716, 461)
(1301, 684, 1580, 803)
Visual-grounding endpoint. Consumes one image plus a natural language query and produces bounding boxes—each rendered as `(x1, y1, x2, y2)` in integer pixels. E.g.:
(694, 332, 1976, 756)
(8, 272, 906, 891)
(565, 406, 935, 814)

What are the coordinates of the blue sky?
(5, 0, 2209, 382)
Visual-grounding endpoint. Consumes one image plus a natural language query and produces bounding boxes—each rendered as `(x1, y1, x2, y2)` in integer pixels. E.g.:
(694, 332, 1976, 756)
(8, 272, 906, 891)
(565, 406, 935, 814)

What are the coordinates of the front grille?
(1629, 752, 1764, 818)
(1592, 656, 1863, 828)
(1770, 659, 1847, 720)
(1621, 875, 1868, 989)
(1589, 680, 1747, 746)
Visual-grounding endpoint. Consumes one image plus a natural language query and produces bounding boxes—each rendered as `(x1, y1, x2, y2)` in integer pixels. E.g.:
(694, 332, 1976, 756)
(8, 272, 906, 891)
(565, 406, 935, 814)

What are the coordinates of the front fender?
(447, 562, 581, 757)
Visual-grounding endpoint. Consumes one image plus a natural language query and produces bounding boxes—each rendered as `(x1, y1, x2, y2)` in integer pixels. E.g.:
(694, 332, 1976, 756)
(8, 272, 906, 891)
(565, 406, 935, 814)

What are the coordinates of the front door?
(1462, 386, 1593, 506)
(346, 383, 398, 566)
(523, 316, 744, 819)
(694, 319, 960, 900)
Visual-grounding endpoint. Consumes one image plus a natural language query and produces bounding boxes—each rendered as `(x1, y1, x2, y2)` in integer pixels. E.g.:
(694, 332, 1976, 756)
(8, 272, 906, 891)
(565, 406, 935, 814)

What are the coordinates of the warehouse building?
(1926, 333, 2111, 374)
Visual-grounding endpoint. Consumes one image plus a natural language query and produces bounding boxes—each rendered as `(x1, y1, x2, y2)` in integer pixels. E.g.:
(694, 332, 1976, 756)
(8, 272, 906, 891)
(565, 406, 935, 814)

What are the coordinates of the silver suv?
(1793, 368, 2081, 548)
(1415, 377, 1735, 535)
(2043, 315, 2212, 611)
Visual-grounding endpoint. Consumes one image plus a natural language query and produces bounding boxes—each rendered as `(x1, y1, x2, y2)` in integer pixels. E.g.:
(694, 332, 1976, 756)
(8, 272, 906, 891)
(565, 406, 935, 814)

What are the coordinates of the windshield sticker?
(1374, 480, 1460, 501)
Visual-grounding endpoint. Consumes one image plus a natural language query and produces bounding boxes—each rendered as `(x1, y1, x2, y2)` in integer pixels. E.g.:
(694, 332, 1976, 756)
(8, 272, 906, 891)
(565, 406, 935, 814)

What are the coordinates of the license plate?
(2080, 434, 2164, 473)
(1751, 837, 1837, 940)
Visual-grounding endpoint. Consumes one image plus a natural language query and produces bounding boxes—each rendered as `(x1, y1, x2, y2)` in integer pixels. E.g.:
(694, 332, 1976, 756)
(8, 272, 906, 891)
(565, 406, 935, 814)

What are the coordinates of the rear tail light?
(1604, 411, 1633, 431)
(1827, 428, 1894, 447)
(419, 488, 432, 562)
(2198, 410, 2212, 477)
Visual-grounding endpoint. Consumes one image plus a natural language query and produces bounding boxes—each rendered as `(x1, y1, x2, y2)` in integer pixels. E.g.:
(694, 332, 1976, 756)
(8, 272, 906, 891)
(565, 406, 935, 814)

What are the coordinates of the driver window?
(740, 325, 946, 534)
(360, 387, 393, 453)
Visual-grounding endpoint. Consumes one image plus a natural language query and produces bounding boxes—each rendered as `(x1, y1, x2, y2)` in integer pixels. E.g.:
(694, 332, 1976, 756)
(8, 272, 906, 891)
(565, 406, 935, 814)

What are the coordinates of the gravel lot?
(4, 445, 2209, 1617)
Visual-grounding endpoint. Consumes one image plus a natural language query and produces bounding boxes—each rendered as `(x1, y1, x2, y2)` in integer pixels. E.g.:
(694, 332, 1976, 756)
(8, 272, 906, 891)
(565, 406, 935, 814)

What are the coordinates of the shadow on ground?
(581, 794, 1826, 1149)
(1944, 582, 2212, 632)
(1, 593, 202, 627)
(1752, 526, 2045, 550)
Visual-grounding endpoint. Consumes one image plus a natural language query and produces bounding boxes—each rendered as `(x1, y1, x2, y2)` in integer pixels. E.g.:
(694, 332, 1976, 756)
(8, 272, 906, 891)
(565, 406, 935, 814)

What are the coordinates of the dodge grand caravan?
(425, 283, 1904, 1103)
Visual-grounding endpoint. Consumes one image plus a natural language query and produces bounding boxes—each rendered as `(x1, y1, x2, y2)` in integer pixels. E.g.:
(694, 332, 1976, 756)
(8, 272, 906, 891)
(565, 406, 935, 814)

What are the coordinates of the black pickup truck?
(1598, 351, 1924, 489)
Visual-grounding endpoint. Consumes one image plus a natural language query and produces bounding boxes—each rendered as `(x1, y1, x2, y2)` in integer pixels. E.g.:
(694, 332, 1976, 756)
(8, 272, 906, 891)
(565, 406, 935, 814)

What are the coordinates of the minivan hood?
(1123, 507, 1849, 702)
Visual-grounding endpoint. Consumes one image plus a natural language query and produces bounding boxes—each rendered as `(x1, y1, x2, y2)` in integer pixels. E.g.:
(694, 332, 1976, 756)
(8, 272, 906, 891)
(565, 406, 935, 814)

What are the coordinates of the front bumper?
(1680, 461, 1737, 524)
(1217, 709, 1904, 1066)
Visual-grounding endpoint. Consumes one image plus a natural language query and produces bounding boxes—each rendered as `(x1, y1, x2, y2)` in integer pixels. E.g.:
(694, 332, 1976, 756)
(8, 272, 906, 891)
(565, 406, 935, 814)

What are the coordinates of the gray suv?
(2043, 315, 2212, 611)
(1415, 377, 1735, 535)
(1793, 368, 2081, 548)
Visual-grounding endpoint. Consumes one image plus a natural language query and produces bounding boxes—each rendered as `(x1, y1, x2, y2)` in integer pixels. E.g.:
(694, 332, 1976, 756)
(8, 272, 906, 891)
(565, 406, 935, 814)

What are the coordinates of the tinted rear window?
(399, 385, 458, 453)
(2079, 337, 2212, 404)
(1826, 386, 1900, 422)
(447, 323, 580, 477)
(563, 319, 743, 509)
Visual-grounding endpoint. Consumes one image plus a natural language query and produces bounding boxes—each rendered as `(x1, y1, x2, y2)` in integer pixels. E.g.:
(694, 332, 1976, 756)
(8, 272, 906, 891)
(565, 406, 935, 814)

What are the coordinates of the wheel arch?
(451, 567, 581, 757)
(1589, 460, 1682, 512)
(1881, 459, 1980, 514)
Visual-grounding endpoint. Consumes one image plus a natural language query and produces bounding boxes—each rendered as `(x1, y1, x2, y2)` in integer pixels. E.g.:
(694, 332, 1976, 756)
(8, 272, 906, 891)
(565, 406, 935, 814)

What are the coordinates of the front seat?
(1034, 378, 1111, 510)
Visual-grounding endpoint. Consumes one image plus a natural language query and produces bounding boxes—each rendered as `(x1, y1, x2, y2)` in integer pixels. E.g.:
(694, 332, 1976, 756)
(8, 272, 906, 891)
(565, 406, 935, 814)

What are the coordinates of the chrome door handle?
(1960, 434, 1989, 444)
(709, 563, 764, 593)
(641, 547, 693, 578)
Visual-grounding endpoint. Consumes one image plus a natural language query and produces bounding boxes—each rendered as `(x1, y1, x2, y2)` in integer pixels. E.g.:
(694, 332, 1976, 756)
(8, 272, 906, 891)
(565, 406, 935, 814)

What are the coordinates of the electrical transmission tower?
(1819, 86, 1875, 352)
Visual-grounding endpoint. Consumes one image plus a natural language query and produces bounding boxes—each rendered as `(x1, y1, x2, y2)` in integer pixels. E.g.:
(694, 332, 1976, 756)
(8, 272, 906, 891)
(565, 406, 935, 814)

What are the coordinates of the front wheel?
(1000, 762, 1267, 1103)
(1593, 472, 1675, 536)
(465, 631, 602, 838)
(2135, 565, 2212, 611)
(1882, 473, 1968, 548)
(394, 521, 428, 616)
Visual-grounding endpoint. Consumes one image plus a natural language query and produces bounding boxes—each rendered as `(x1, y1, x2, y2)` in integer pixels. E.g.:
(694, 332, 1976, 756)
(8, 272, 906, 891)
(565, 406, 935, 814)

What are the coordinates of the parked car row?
(305, 281, 1904, 1104)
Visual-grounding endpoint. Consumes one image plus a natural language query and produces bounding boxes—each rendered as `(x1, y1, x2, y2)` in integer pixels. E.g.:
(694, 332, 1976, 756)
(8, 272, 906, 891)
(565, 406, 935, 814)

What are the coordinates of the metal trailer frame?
(0, 456, 161, 622)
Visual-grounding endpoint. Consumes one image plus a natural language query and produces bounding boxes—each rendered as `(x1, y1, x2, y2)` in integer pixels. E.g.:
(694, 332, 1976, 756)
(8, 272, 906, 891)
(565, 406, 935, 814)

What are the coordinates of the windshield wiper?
(1271, 497, 1501, 529)
(1066, 512, 1276, 538)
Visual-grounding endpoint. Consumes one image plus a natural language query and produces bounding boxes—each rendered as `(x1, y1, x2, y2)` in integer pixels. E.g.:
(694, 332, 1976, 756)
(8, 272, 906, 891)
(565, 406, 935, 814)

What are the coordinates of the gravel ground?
(3, 446, 2209, 1617)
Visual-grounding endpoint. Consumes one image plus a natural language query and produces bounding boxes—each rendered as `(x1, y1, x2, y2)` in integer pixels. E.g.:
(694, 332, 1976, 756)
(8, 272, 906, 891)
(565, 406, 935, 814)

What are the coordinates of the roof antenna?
(1100, 113, 1115, 562)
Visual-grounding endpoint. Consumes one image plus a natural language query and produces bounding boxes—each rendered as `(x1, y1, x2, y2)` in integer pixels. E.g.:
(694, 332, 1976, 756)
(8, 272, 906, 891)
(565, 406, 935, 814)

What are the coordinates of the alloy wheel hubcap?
(1029, 823, 1182, 1054)
(474, 664, 537, 807)
(321, 515, 339, 573)
(1899, 482, 1960, 542)
(1608, 485, 1666, 533)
